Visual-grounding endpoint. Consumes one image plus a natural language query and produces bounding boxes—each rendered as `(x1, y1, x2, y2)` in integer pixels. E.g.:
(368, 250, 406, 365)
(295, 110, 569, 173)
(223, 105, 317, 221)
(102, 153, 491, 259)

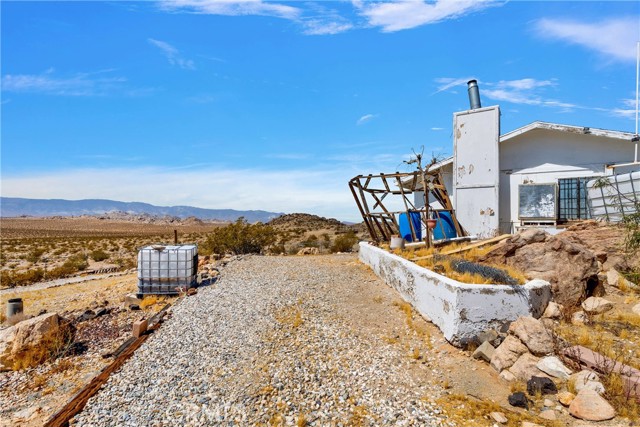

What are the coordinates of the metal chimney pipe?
(467, 79, 481, 110)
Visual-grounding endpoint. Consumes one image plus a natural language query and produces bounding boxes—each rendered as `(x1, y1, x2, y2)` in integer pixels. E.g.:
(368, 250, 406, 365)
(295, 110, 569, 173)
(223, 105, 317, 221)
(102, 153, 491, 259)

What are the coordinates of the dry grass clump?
(392, 241, 526, 286)
(276, 304, 303, 329)
(553, 310, 640, 421)
(392, 300, 432, 349)
(6, 312, 29, 326)
(434, 393, 561, 427)
(139, 295, 159, 309)
(346, 405, 368, 427)
(601, 373, 640, 420)
(12, 325, 74, 371)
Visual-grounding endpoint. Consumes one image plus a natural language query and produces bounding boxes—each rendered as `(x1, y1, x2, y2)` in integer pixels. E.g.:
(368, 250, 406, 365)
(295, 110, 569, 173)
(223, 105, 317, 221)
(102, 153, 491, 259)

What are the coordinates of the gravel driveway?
(72, 254, 451, 426)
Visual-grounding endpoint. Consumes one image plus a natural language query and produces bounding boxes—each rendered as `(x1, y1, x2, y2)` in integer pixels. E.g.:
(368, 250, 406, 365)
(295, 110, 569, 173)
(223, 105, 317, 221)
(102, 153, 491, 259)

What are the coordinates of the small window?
(558, 177, 592, 221)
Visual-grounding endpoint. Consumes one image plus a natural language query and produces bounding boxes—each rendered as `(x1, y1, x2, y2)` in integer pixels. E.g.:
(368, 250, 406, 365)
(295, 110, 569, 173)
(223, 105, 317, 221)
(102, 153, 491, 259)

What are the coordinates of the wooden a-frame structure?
(348, 170, 466, 245)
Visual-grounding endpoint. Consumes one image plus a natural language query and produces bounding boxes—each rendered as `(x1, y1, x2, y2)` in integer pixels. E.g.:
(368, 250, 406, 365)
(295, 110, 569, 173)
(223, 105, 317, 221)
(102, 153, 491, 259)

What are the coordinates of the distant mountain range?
(0, 197, 283, 223)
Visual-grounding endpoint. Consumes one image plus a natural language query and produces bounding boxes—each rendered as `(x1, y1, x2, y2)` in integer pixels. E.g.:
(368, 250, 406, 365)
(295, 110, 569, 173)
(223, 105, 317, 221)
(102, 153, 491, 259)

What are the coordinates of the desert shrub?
(26, 247, 46, 263)
(0, 268, 45, 287)
(621, 201, 640, 252)
(113, 256, 136, 269)
(202, 218, 277, 255)
(302, 234, 319, 248)
(12, 321, 75, 371)
(90, 249, 110, 262)
(269, 242, 287, 255)
(63, 253, 88, 271)
(330, 231, 359, 253)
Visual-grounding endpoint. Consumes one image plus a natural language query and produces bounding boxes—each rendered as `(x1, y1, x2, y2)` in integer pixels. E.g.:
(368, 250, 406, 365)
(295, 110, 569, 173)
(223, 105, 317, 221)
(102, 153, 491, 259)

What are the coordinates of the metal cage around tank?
(137, 244, 198, 295)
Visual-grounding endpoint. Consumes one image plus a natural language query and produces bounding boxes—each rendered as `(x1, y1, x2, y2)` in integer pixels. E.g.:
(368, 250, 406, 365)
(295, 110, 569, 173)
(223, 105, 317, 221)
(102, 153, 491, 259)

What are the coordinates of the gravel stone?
(72, 255, 449, 426)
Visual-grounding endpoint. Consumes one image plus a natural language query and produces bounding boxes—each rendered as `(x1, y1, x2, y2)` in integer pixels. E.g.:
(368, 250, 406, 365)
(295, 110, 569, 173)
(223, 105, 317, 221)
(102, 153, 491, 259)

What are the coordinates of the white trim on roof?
(427, 156, 453, 172)
(500, 121, 635, 143)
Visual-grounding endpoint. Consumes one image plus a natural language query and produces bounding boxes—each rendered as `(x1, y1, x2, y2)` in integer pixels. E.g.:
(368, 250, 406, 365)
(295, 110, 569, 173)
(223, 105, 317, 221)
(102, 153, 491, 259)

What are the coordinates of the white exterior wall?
(499, 128, 635, 233)
(453, 106, 501, 238)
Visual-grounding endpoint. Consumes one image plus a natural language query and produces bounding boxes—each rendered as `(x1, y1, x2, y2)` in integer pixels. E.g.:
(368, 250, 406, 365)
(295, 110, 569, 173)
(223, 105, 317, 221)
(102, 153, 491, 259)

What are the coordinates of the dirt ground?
(1, 218, 638, 426)
(0, 273, 178, 427)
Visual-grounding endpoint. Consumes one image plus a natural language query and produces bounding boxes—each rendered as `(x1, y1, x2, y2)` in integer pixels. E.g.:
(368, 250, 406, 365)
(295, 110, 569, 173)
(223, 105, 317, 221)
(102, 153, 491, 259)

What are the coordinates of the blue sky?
(2, 1, 639, 221)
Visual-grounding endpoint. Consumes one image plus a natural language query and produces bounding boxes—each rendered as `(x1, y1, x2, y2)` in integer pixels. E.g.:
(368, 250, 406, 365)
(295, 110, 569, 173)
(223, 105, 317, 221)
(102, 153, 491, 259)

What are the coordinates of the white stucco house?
(420, 104, 639, 237)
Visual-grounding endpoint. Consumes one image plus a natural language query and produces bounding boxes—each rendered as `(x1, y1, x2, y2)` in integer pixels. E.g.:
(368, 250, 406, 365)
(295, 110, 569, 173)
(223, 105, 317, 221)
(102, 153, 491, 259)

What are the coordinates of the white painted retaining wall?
(359, 242, 551, 346)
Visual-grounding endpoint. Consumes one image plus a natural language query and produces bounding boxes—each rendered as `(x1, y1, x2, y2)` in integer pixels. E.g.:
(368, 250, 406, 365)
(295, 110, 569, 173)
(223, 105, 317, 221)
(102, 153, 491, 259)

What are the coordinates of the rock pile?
(468, 310, 619, 422)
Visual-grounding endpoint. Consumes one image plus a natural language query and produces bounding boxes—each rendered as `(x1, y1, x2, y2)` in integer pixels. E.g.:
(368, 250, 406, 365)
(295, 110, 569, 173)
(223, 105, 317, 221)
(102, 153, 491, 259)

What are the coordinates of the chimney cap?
(467, 79, 481, 110)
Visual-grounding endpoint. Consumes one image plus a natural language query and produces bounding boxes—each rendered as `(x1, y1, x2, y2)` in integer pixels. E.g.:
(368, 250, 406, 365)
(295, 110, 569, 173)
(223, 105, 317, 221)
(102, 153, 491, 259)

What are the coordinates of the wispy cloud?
(435, 76, 636, 120)
(534, 17, 639, 62)
(148, 38, 195, 70)
(302, 19, 353, 35)
(159, 0, 301, 19)
(158, 0, 353, 35)
(482, 78, 576, 109)
(1, 69, 128, 96)
(356, 113, 378, 125)
(186, 94, 216, 104)
(354, 0, 500, 32)
(431, 127, 444, 131)
(433, 77, 474, 94)
(300, 2, 353, 35)
(608, 98, 637, 119)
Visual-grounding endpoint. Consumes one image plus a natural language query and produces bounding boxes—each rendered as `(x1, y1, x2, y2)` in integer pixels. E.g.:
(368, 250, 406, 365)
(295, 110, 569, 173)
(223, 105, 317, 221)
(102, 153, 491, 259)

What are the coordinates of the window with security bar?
(558, 177, 592, 222)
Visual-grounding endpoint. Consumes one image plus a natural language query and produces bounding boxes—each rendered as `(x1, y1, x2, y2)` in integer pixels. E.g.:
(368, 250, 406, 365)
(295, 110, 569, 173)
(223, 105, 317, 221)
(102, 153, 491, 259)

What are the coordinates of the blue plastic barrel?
(399, 212, 422, 242)
(432, 211, 457, 240)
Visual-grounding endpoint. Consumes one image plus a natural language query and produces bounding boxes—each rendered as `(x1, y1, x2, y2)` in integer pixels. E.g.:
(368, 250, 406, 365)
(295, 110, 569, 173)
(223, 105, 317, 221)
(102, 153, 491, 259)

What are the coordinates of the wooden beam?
(411, 234, 511, 261)
(563, 345, 640, 400)
(395, 175, 418, 242)
(44, 304, 172, 427)
(348, 180, 376, 241)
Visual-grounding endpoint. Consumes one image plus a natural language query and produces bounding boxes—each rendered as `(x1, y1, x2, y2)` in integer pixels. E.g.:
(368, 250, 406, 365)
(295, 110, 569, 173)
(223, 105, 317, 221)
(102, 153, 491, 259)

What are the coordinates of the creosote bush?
(330, 231, 358, 253)
(90, 249, 110, 262)
(203, 218, 277, 255)
(63, 253, 89, 271)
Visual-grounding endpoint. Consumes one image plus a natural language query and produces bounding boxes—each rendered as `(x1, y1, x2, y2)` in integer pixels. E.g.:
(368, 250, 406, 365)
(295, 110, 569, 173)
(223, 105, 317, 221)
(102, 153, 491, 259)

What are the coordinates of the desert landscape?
(0, 213, 366, 426)
(1, 213, 639, 426)
(3, 2, 640, 426)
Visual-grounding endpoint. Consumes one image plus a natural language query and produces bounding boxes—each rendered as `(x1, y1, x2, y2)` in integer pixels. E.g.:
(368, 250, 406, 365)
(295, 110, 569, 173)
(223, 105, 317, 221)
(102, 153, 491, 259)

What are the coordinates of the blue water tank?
(399, 212, 422, 242)
(432, 211, 457, 240)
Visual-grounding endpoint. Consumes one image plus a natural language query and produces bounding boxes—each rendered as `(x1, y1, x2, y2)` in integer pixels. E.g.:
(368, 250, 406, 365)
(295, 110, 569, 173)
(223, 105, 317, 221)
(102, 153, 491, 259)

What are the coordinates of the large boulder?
(480, 230, 599, 308)
(0, 313, 74, 371)
(569, 389, 616, 421)
(536, 356, 572, 379)
(571, 370, 605, 394)
(508, 353, 543, 381)
(581, 297, 613, 315)
(508, 316, 554, 356)
(490, 335, 529, 372)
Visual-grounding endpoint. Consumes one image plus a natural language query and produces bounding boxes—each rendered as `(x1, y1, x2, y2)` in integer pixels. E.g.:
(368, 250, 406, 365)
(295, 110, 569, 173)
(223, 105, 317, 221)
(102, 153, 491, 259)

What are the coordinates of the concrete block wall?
(358, 242, 551, 346)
